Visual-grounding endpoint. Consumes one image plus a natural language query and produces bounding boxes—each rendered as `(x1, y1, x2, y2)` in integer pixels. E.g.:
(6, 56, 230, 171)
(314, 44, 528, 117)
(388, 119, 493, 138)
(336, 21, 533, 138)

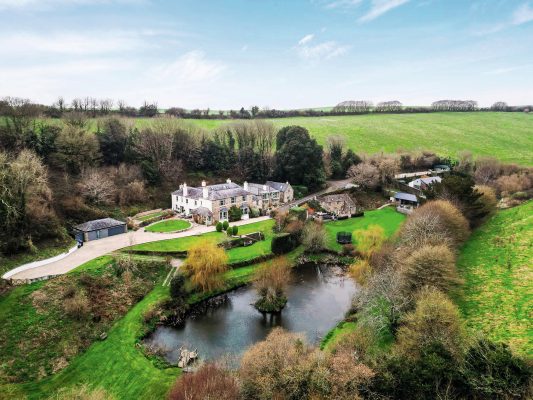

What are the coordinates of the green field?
(457, 201, 533, 357)
(144, 219, 191, 233)
(185, 112, 532, 166)
(324, 207, 406, 252)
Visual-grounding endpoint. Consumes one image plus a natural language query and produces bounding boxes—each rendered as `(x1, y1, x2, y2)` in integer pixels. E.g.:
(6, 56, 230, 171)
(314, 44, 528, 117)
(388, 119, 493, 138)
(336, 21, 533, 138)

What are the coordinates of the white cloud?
(153, 51, 226, 83)
(298, 34, 315, 45)
(512, 2, 533, 25)
(325, 0, 362, 9)
(296, 40, 349, 60)
(358, 0, 409, 22)
(474, 2, 533, 35)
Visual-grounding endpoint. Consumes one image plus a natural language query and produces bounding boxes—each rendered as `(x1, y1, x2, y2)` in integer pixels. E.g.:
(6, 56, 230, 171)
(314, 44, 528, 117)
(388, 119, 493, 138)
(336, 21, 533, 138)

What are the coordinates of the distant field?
(186, 112, 532, 166)
(457, 201, 533, 356)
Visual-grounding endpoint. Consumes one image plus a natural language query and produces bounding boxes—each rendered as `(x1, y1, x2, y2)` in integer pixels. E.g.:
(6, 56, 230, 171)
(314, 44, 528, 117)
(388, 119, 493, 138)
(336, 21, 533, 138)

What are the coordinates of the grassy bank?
(457, 201, 532, 356)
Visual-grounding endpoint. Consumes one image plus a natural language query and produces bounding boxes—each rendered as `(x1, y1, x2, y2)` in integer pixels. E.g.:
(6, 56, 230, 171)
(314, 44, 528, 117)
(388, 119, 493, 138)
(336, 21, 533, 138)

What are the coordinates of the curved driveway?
(9, 216, 270, 281)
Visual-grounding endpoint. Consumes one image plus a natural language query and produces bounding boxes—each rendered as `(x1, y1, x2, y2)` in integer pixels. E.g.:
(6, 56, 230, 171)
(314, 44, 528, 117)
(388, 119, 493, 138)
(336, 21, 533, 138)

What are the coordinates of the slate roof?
(172, 182, 250, 201)
(246, 182, 279, 196)
(74, 218, 125, 232)
(394, 192, 419, 202)
(266, 181, 290, 192)
(320, 193, 356, 207)
(410, 176, 441, 186)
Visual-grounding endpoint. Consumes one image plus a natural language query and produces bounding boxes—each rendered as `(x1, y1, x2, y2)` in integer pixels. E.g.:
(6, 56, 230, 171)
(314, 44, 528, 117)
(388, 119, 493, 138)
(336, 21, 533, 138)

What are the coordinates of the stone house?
(265, 181, 294, 203)
(171, 179, 292, 225)
(319, 193, 358, 217)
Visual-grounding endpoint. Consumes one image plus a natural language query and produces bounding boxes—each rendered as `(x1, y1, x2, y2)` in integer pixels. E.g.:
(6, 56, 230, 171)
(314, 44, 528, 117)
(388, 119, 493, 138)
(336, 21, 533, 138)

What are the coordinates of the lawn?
(129, 219, 276, 265)
(324, 207, 406, 252)
(137, 211, 166, 222)
(456, 201, 533, 357)
(186, 112, 533, 166)
(145, 219, 191, 233)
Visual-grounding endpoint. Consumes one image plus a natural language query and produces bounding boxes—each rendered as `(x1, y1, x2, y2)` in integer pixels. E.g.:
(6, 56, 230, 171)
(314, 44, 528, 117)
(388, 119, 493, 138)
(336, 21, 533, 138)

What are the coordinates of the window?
(186, 199, 188, 204)
(231, 197, 236, 204)
(242, 196, 246, 201)
(219, 200, 224, 206)
(262, 193, 267, 200)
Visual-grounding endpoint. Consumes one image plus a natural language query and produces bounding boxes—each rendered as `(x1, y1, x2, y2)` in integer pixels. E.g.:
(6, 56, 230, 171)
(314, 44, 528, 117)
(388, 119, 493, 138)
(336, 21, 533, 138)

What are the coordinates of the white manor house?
(171, 179, 293, 225)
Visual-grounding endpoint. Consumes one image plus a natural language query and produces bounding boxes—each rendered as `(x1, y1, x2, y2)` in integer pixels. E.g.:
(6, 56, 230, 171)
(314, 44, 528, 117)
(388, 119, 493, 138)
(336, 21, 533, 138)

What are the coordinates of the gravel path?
(9, 216, 270, 281)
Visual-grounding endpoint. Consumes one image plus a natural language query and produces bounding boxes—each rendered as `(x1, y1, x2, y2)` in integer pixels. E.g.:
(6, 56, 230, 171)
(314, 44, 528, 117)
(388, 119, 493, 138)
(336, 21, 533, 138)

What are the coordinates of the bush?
(222, 220, 229, 231)
(216, 222, 223, 232)
(341, 243, 355, 255)
(400, 244, 461, 296)
(271, 233, 299, 255)
(228, 205, 242, 222)
(399, 200, 469, 250)
(289, 206, 307, 221)
(395, 287, 465, 361)
(475, 184, 498, 218)
(226, 228, 233, 237)
(63, 291, 90, 320)
(302, 222, 326, 253)
(169, 274, 187, 304)
(168, 363, 239, 400)
(232, 225, 238, 235)
(254, 257, 292, 312)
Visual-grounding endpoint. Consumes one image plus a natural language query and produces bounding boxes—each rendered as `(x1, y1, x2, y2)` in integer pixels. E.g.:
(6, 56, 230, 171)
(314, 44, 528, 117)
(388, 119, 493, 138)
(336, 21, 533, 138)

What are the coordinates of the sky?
(0, 0, 532, 109)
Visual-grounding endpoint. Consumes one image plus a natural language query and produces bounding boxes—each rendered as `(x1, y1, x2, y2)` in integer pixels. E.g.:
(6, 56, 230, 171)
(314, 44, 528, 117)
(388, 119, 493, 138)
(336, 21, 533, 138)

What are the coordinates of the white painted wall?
(2, 245, 78, 280)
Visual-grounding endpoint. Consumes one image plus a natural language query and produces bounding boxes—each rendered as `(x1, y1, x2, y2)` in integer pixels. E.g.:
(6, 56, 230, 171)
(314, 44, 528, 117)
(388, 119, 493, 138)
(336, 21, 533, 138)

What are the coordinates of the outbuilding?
(73, 218, 127, 242)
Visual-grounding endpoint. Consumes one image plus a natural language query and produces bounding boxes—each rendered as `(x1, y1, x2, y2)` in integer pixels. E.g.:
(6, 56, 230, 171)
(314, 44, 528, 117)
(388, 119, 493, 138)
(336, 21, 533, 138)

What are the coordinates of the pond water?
(145, 263, 357, 364)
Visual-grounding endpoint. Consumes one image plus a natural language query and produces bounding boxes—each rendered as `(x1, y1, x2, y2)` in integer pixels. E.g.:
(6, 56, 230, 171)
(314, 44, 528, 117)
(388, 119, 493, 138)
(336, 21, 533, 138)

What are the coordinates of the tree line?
(1, 96, 531, 122)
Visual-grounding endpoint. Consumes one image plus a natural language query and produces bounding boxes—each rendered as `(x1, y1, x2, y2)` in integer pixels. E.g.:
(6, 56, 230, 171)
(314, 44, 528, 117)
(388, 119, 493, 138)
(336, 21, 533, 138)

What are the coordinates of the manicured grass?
(129, 219, 276, 263)
(456, 201, 533, 357)
(145, 219, 191, 233)
(187, 112, 533, 166)
(324, 207, 406, 252)
(0, 237, 75, 277)
(137, 211, 166, 222)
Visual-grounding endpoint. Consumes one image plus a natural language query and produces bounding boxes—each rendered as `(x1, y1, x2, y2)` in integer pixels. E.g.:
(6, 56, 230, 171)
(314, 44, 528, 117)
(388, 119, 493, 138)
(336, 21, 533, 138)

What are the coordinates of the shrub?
(254, 257, 292, 312)
(400, 244, 461, 296)
(399, 200, 469, 250)
(395, 287, 465, 361)
(271, 233, 299, 255)
(302, 221, 326, 253)
(289, 206, 307, 221)
(222, 220, 229, 231)
(240, 328, 319, 400)
(63, 291, 90, 320)
(232, 225, 238, 235)
(349, 259, 371, 285)
(216, 222, 223, 232)
(341, 243, 355, 255)
(168, 363, 239, 400)
(169, 273, 187, 304)
(354, 224, 385, 259)
(226, 228, 232, 237)
(228, 205, 242, 222)
(475, 184, 498, 218)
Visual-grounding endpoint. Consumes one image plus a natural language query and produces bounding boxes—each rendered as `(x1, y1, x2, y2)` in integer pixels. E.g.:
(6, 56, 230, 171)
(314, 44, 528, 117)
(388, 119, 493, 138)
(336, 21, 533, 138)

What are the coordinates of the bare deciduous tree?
(78, 169, 116, 205)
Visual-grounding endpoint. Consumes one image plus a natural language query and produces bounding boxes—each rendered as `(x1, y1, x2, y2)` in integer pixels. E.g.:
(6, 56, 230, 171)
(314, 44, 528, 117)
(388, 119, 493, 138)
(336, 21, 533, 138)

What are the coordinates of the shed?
(393, 192, 419, 206)
(73, 218, 127, 242)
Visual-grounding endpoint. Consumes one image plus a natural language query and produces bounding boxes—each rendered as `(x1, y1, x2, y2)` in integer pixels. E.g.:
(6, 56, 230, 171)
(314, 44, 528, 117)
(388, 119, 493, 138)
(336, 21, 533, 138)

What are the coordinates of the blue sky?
(0, 0, 532, 109)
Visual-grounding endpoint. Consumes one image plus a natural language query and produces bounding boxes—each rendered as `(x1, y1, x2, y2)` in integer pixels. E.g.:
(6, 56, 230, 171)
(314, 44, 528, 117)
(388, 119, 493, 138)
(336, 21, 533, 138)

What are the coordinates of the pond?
(144, 263, 357, 364)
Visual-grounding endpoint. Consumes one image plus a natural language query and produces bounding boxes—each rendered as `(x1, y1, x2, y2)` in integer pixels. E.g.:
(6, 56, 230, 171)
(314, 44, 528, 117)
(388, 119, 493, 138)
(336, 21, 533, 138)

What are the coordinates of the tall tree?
(274, 126, 325, 189)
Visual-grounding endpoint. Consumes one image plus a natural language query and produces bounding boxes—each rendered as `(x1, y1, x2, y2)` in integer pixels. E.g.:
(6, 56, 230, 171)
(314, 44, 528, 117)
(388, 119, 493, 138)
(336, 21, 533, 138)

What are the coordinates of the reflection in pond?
(144, 263, 356, 364)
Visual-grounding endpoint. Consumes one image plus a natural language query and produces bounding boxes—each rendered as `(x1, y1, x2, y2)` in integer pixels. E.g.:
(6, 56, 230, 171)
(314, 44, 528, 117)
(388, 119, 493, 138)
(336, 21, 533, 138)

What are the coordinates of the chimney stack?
(243, 181, 249, 191)
(263, 184, 267, 191)
(226, 178, 232, 184)
(183, 183, 188, 196)
(201, 180, 206, 187)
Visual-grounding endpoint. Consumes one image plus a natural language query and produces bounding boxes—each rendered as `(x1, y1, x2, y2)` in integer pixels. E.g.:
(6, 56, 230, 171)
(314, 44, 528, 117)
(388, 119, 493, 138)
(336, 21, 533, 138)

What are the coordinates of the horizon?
(1, 0, 532, 109)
